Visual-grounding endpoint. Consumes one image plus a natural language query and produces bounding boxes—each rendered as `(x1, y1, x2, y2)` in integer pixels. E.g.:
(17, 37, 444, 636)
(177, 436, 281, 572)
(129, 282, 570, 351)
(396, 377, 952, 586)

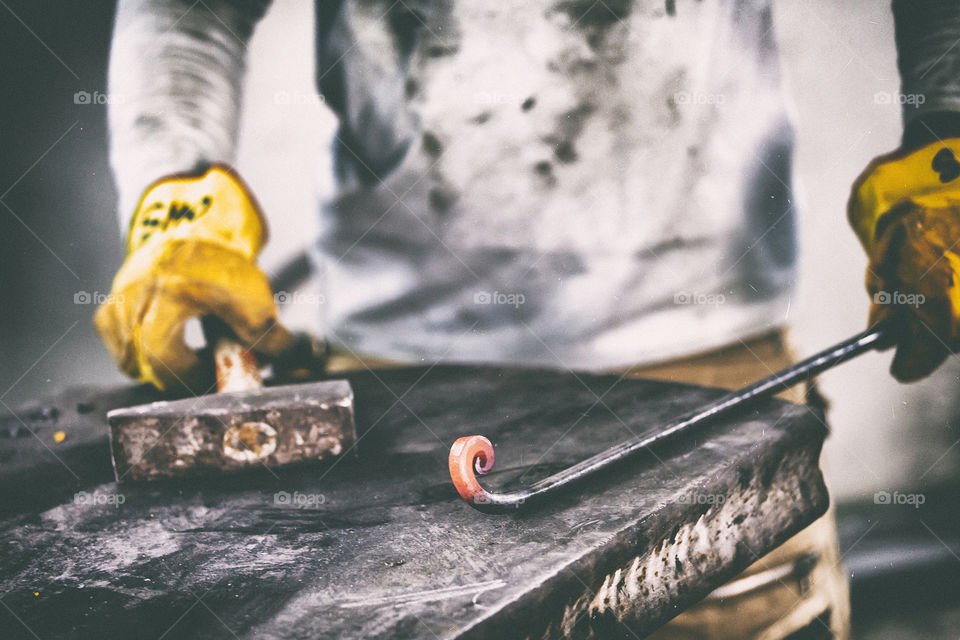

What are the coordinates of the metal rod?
(449, 323, 891, 513)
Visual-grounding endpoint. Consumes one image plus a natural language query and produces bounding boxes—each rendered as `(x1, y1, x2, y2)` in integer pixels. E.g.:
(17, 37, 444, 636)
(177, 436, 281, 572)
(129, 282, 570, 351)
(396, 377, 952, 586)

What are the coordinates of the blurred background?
(1, 1, 958, 636)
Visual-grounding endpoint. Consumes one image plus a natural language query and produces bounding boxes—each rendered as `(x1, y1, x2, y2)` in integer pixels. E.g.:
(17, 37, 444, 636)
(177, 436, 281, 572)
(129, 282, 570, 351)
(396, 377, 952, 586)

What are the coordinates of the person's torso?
(313, 0, 797, 368)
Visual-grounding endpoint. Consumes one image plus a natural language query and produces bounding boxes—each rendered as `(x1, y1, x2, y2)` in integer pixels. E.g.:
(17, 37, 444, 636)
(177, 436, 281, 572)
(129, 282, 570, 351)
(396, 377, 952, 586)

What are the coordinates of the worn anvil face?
(0, 366, 827, 639)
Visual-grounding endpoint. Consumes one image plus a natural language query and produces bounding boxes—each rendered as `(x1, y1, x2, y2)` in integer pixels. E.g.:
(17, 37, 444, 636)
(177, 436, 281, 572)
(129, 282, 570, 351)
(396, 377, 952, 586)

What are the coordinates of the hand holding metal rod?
(449, 323, 892, 513)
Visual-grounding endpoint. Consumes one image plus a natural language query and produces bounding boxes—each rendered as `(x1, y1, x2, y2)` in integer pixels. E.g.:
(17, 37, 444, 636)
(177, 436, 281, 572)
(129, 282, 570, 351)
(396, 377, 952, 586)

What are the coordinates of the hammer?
(107, 317, 356, 482)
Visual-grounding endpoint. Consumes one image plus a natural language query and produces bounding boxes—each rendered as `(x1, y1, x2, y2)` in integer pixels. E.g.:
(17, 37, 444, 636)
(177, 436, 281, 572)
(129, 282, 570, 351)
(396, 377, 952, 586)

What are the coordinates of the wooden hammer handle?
(201, 317, 263, 393)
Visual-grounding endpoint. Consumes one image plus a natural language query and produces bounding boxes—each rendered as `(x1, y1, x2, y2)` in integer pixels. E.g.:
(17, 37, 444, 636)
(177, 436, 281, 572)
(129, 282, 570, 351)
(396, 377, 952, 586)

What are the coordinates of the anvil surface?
(0, 365, 828, 639)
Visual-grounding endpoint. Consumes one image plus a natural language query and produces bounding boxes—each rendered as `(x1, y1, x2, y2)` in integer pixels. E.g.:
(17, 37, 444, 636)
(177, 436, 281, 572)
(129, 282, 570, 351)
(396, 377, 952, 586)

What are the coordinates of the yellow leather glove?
(849, 139, 960, 382)
(94, 165, 293, 391)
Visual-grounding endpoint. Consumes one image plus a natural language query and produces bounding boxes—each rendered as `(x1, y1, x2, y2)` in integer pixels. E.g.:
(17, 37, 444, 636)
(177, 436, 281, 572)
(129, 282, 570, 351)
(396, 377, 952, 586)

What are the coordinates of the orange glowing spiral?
(448, 435, 495, 504)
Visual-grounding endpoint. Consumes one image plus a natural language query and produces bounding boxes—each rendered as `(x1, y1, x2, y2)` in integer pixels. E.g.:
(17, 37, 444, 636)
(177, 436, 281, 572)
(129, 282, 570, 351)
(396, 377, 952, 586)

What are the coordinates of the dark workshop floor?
(853, 606, 960, 640)
(840, 481, 960, 640)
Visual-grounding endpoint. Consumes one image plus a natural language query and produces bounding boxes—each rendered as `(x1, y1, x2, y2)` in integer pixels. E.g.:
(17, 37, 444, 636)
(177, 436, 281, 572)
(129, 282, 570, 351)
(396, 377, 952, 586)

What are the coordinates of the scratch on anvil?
(338, 579, 506, 608)
(570, 519, 601, 533)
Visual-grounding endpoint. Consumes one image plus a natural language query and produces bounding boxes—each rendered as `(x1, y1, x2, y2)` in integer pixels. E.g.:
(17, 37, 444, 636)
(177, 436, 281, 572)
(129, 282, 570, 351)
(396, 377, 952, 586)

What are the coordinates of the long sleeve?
(892, 0, 960, 127)
(107, 0, 272, 227)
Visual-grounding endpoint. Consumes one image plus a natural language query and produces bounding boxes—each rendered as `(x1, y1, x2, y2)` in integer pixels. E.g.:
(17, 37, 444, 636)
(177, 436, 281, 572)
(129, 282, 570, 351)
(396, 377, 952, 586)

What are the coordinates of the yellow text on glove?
(127, 165, 266, 258)
(850, 138, 960, 251)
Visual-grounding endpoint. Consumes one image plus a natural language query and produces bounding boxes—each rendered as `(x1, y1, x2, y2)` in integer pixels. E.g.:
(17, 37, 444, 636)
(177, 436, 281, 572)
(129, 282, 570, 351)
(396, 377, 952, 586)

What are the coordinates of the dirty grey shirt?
(110, 0, 800, 368)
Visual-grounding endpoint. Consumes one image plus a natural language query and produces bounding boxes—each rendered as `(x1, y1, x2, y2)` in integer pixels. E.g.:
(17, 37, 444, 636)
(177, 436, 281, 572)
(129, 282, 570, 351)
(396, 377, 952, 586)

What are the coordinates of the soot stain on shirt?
(552, 0, 634, 51)
(422, 130, 443, 157)
(534, 160, 557, 187)
(542, 102, 596, 167)
(429, 184, 457, 215)
(470, 111, 492, 125)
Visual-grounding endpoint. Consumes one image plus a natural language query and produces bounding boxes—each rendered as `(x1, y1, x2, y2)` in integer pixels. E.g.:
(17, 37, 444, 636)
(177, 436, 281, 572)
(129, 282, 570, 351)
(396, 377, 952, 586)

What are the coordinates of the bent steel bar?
(450, 323, 891, 513)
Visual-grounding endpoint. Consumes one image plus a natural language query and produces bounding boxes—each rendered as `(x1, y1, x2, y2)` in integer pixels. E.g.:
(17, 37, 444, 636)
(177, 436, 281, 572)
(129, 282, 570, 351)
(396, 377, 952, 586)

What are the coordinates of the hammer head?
(107, 379, 355, 482)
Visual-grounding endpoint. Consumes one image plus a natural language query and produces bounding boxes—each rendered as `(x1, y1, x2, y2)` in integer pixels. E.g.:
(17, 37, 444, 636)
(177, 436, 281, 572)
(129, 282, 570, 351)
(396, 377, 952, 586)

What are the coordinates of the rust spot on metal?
(223, 421, 277, 463)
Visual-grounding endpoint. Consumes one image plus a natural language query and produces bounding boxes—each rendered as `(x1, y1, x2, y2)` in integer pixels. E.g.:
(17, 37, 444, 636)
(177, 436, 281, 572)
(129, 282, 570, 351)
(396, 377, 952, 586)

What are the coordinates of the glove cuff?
(849, 138, 960, 252)
(126, 164, 267, 258)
